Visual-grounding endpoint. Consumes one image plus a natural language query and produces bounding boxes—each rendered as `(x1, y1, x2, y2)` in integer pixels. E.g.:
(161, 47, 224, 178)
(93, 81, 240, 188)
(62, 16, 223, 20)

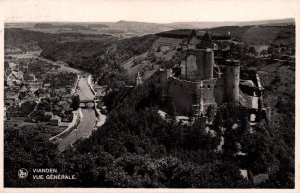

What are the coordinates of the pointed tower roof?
(187, 29, 198, 44)
(196, 30, 214, 49)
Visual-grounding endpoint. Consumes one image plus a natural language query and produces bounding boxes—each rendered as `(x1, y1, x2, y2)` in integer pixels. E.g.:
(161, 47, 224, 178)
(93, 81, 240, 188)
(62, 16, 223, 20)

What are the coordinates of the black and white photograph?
(1, 0, 298, 191)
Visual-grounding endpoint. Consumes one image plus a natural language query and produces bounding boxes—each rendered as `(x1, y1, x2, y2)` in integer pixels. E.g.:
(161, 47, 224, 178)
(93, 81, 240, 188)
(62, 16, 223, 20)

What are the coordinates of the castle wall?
(247, 96, 259, 109)
(202, 79, 217, 105)
(168, 77, 197, 115)
(240, 91, 260, 109)
(201, 79, 218, 112)
(214, 77, 226, 104)
(186, 54, 199, 80)
(168, 77, 220, 116)
(159, 69, 173, 85)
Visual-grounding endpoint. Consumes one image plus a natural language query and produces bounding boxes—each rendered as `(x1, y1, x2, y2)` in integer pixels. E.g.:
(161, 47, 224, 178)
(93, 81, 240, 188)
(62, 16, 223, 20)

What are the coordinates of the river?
(57, 76, 97, 152)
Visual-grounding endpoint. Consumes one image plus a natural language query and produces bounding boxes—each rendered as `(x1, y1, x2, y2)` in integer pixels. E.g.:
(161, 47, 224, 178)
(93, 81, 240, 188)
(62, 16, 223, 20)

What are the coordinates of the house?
(6, 91, 19, 101)
(39, 93, 51, 98)
(59, 101, 70, 111)
(54, 88, 67, 95)
(28, 81, 43, 87)
(5, 99, 15, 106)
(43, 83, 51, 88)
(49, 115, 61, 126)
(10, 85, 20, 92)
(24, 97, 39, 103)
(20, 85, 28, 92)
(44, 111, 53, 118)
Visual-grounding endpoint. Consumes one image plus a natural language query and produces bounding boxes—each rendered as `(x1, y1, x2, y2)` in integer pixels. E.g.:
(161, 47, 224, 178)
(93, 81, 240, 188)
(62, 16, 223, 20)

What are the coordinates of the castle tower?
(136, 71, 143, 86)
(225, 59, 240, 102)
(197, 30, 214, 80)
(184, 30, 215, 81)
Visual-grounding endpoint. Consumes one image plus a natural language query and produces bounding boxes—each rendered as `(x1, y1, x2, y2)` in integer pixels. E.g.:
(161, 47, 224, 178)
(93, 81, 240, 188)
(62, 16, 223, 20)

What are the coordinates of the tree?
(4, 126, 60, 187)
(248, 46, 257, 56)
(206, 105, 215, 123)
(240, 131, 278, 175)
(70, 95, 80, 110)
(260, 50, 268, 56)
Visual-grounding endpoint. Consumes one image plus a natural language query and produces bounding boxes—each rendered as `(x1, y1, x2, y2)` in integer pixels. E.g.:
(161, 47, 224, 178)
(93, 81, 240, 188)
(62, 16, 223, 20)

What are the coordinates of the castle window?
(208, 85, 210, 88)
(231, 69, 233, 72)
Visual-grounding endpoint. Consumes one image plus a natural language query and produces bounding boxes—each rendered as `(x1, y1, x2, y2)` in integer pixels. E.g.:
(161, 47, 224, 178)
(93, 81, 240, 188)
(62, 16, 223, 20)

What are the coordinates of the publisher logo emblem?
(18, 168, 28, 179)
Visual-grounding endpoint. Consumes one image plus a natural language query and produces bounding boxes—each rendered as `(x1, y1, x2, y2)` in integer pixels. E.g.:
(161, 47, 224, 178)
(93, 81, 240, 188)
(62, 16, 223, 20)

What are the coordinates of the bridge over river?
(58, 76, 98, 151)
(79, 99, 99, 108)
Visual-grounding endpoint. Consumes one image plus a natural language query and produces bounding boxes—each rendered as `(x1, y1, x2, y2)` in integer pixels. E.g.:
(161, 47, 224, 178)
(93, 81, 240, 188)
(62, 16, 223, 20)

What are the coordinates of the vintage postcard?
(0, 0, 299, 192)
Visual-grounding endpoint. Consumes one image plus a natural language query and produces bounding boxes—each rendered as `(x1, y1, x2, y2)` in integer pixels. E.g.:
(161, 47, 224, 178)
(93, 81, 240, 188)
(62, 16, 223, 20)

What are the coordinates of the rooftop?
(196, 31, 214, 49)
(51, 115, 61, 120)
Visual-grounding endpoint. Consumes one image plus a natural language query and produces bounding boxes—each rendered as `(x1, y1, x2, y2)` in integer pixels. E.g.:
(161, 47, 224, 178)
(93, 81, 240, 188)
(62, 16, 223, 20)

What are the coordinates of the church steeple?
(136, 71, 143, 86)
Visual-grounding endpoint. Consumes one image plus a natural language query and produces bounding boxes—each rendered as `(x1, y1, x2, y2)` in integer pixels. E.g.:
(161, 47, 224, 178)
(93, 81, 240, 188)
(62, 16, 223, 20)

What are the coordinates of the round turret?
(225, 59, 240, 102)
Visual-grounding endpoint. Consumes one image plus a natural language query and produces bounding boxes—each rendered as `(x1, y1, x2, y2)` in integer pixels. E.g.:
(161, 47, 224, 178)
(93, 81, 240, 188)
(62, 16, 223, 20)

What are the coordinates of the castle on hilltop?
(158, 30, 270, 120)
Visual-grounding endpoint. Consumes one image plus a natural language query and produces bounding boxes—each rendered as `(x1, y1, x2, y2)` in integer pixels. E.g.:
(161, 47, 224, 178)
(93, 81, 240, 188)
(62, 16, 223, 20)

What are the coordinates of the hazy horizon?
(2, 0, 298, 24)
(4, 18, 295, 24)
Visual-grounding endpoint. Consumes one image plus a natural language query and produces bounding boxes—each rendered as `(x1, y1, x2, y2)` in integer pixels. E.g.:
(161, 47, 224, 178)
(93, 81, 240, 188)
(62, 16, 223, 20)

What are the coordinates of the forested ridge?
(39, 34, 158, 74)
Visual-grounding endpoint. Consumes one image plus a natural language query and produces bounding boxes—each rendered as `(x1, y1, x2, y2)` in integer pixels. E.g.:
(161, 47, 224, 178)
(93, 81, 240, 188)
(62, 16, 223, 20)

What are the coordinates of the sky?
(1, 0, 299, 23)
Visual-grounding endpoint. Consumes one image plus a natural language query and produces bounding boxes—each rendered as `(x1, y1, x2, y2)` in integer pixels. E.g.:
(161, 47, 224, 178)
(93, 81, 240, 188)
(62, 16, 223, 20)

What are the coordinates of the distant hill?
(157, 29, 232, 40)
(88, 24, 109, 28)
(5, 28, 55, 44)
(210, 25, 295, 45)
(166, 18, 295, 29)
(4, 28, 117, 52)
(156, 24, 295, 45)
(4, 28, 57, 51)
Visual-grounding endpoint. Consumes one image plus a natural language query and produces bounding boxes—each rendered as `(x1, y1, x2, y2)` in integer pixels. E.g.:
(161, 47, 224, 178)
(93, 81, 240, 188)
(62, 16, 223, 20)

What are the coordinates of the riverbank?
(87, 75, 96, 95)
(89, 76, 107, 134)
(49, 109, 82, 142)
